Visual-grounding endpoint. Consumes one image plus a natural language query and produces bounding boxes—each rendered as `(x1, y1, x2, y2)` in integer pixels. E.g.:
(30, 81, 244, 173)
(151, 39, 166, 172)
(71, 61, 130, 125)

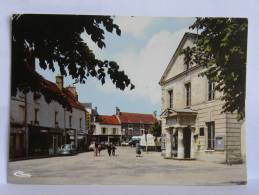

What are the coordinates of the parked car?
(58, 144, 77, 156)
(121, 141, 129, 146)
(88, 143, 95, 151)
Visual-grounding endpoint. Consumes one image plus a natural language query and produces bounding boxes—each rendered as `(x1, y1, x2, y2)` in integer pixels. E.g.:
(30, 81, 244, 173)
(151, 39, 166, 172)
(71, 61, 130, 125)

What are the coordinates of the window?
(199, 128, 204, 136)
(54, 111, 58, 126)
(185, 82, 191, 107)
(208, 81, 215, 101)
(112, 128, 117, 135)
(18, 105, 25, 124)
(102, 128, 107, 134)
(79, 118, 82, 129)
(34, 108, 39, 124)
(206, 122, 215, 150)
(69, 116, 72, 128)
(168, 90, 173, 108)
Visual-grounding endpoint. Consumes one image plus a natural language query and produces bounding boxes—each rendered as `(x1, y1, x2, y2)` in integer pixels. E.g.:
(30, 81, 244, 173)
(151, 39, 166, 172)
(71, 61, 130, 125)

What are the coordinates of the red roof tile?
(98, 115, 120, 125)
(63, 88, 85, 111)
(118, 112, 156, 124)
(37, 73, 85, 111)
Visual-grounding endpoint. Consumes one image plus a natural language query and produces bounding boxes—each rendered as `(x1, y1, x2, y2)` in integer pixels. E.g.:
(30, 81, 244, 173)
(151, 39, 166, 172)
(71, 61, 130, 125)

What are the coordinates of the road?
(8, 147, 246, 185)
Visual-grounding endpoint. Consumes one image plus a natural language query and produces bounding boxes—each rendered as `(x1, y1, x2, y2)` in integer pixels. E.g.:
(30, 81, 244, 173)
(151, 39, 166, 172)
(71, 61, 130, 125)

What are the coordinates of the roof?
(38, 73, 85, 111)
(63, 88, 85, 111)
(160, 108, 197, 118)
(118, 112, 156, 124)
(159, 32, 198, 85)
(98, 115, 120, 125)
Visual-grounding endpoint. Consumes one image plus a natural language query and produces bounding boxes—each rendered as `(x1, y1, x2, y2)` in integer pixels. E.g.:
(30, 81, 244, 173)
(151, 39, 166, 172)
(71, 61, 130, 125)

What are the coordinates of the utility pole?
(144, 129, 148, 153)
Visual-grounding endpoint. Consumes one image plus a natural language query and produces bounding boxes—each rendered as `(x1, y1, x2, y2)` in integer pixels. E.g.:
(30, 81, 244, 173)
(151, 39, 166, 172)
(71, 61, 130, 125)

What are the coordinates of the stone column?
(177, 128, 184, 159)
(190, 128, 195, 159)
(165, 129, 172, 159)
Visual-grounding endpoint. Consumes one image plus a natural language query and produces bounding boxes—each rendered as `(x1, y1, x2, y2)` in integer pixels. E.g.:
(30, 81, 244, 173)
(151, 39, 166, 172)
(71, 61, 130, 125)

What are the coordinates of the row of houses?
(10, 74, 87, 159)
(10, 73, 157, 159)
(92, 107, 157, 145)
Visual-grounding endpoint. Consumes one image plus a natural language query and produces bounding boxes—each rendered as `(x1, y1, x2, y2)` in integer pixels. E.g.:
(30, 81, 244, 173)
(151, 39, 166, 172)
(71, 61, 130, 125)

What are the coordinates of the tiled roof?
(38, 73, 85, 111)
(118, 112, 156, 124)
(98, 115, 120, 125)
(63, 88, 85, 111)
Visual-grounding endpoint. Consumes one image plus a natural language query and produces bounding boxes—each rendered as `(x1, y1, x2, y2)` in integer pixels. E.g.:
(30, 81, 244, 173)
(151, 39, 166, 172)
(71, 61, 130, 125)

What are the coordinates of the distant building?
(159, 32, 245, 163)
(115, 107, 157, 141)
(9, 74, 87, 159)
(93, 115, 121, 144)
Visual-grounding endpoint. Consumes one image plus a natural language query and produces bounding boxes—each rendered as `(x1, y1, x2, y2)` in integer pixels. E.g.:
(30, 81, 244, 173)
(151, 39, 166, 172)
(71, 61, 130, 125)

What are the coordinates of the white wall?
(94, 123, 121, 135)
(11, 90, 86, 131)
(65, 108, 86, 130)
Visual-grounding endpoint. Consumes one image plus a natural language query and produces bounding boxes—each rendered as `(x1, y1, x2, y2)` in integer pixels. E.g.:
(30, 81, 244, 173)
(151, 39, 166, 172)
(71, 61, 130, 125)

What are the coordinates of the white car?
(88, 143, 95, 151)
(121, 141, 129, 146)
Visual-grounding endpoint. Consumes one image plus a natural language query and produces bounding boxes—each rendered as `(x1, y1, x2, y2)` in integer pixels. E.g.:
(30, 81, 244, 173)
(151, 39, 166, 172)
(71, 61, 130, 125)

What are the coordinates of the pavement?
(8, 147, 246, 185)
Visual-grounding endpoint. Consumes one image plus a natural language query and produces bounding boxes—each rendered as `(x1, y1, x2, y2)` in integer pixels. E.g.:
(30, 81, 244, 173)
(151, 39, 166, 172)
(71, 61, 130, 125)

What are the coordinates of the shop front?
(9, 124, 26, 160)
(28, 125, 65, 156)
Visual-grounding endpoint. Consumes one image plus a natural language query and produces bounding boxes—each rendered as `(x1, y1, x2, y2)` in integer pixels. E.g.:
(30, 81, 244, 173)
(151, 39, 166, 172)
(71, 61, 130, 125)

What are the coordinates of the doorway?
(183, 127, 191, 158)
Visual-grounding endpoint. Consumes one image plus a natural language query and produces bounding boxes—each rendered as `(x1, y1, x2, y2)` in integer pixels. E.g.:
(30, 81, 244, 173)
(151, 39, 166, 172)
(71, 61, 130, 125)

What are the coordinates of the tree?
(150, 121, 161, 138)
(12, 14, 134, 109)
(180, 18, 247, 120)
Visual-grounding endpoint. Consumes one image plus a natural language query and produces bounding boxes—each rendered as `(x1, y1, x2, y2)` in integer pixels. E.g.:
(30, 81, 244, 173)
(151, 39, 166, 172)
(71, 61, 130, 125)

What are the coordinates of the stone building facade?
(159, 32, 245, 163)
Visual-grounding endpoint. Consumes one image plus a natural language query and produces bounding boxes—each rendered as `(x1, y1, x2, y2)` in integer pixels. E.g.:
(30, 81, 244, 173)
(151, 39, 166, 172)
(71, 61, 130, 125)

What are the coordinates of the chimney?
(56, 75, 64, 90)
(67, 85, 78, 100)
(115, 106, 120, 115)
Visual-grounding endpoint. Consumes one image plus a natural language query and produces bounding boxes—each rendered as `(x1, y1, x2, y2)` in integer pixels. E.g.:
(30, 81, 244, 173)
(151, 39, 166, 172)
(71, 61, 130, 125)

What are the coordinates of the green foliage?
(11, 14, 135, 109)
(180, 18, 247, 120)
(150, 121, 161, 138)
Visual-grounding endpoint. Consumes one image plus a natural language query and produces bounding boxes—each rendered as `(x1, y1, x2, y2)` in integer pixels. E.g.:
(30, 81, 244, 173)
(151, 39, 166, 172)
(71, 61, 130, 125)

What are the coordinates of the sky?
(36, 17, 195, 115)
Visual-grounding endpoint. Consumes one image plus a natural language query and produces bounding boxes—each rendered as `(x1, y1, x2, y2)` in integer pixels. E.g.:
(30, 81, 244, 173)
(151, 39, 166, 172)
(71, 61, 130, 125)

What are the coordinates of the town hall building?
(159, 32, 245, 164)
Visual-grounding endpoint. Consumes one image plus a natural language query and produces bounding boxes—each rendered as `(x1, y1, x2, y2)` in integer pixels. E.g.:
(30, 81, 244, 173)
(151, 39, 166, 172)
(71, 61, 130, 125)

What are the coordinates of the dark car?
(128, 139, 140, 147)
(58, 144, 77, 156)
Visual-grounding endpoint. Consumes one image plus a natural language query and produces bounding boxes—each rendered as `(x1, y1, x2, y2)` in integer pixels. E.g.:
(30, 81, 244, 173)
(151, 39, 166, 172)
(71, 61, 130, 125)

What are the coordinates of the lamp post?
(144, 129, 148, 153)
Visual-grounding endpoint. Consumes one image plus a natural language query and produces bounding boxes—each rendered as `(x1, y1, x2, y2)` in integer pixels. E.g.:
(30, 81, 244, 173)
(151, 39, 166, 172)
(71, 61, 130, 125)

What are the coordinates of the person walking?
(97, 143, 102, 156)
(111, 143, 116, 156)
(136, 142, 141, 157)
(107, 143, 112, 157)
(94, 142, 98, 157)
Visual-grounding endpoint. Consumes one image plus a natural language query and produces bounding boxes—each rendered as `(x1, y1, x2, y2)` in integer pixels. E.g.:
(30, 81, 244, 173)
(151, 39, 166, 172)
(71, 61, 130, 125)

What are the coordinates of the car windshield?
(61, 144, 71, 150)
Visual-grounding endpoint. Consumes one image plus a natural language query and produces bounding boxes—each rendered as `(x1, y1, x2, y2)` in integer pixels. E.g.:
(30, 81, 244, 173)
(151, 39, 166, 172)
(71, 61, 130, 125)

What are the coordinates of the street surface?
(8, 147, 246, 185)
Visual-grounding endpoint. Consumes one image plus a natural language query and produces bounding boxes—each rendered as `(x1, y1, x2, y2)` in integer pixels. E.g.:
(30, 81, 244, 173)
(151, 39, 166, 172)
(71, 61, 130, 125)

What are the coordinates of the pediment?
(159, 32, 196, 85)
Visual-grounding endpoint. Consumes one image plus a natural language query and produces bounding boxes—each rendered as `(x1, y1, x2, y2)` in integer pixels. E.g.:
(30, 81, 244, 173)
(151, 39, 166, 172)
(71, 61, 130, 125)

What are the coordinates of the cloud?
(96, 28, 194, 105)
(114, 17, 156, 37)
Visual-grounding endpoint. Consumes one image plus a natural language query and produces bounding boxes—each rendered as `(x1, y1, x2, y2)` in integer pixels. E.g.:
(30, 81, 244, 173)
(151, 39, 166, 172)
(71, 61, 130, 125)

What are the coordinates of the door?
(53, 136, 58, 154)
(183, 127, 191, 158)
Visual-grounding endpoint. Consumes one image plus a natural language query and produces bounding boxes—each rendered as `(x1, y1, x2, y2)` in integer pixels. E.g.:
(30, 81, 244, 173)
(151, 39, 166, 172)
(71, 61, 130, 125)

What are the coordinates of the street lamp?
(144, 129, 148, 153)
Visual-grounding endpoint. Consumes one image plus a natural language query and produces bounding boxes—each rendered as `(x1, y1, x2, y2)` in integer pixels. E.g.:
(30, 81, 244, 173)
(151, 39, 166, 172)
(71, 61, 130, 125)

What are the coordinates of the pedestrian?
(94, 142, 98, 157)
(97, 143, 102, 156)
(107, 143, 112, 156)
(111, 143, 116, 156)
(136, 142, 141, 157)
